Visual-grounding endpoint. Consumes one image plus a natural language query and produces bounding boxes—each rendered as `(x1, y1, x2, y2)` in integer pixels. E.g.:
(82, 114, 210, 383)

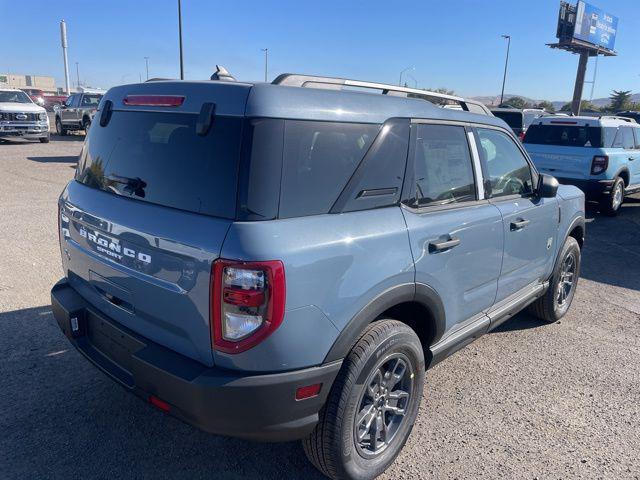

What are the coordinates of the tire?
(39, 135, 50, 143)
(56, 117, 67, 136)
(82, 116, 91, 133)
(303, 320, 425, 480)
(529, 236, 581, 323)
(599, 177, 624, 216)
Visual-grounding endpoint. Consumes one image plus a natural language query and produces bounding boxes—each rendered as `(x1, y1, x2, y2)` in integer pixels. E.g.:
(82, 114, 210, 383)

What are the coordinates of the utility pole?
(60, 20, 70, 95)
(261, 48, 268, 82)
(500, 35, 511, 105)
(75, 62, 80, 90)
(399, 66, 414, 87)
(178, 0, 184, 79)
(144, 56, 149, 80)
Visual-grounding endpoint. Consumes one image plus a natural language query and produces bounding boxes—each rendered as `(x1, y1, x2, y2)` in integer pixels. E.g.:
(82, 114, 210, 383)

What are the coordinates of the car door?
(61, 95, 76, 124)
(474, 126, 559, 302)
(628, 127, 640, 186)
(401, 122, 503, 334)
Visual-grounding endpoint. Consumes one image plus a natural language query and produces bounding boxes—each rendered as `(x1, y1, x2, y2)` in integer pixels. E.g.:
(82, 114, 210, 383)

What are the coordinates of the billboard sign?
(573, 1, 618, 50)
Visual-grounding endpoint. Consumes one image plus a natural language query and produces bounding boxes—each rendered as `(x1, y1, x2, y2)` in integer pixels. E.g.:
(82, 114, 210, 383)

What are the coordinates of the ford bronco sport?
(51, 72, 585, 480)
(524, 115, 640, 216)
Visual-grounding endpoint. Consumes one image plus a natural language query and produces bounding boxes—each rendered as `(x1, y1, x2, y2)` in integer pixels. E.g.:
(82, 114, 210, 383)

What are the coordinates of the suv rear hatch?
(524, 123, 614, 179)
(59, 81, 251, 366)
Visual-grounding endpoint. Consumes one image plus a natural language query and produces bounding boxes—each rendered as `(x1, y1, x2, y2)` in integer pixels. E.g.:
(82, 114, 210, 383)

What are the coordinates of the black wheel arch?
(323, 283, 446, 363)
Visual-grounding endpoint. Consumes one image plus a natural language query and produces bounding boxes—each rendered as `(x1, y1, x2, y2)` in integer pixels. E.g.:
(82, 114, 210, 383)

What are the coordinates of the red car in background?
(21, 88, 46, 107)
(43, 95, 68, 112)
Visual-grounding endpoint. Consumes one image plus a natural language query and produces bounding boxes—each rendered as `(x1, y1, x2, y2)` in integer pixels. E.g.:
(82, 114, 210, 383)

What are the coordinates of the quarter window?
(410, 124, 476, 207)
(613, 127, 636, 150)
(477, 128, 534, 198)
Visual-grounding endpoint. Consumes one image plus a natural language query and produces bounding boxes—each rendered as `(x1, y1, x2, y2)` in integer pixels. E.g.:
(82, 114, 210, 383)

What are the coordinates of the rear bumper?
(51, 279, 341, 442)
(555, 177, 613, 198)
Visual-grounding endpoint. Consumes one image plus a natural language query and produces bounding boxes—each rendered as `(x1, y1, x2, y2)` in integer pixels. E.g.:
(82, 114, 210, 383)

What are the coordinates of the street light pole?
(144, 56, 149, 80)
(399, 66, 414, 87)
(177, 0, 184, 79)
(500, 35, 511, 105)
(75, 62, 80, 90)
(261, 48, 268, 82)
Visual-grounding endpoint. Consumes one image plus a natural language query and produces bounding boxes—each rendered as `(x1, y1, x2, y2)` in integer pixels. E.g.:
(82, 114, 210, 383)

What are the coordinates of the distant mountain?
(470, 93, 640, 111)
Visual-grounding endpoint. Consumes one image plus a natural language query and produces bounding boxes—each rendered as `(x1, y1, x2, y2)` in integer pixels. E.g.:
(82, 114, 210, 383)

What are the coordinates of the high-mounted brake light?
(123, 95, 185, 107)
(550, 120, 578, 125)
(211, 259, 285, 354)
(591, 155, 609, 175)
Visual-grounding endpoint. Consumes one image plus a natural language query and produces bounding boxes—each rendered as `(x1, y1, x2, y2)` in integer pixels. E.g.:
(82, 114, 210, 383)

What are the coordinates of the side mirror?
(538, 173, 559, 198)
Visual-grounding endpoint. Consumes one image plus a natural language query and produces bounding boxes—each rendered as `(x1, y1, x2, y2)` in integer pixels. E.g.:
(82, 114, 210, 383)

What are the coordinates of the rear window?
(279, 121, 379, 218)
(76, 111, 242, 218)
(492, 111, 523, 129)
(523, 124, 612, 148)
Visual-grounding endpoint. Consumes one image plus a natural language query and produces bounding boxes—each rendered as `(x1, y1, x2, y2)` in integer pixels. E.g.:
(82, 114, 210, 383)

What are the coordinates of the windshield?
(81, 94, 103, 107)
(0, 91, 32, 104)
(523, 124, 612, 148)
(76, 111, 243, 219)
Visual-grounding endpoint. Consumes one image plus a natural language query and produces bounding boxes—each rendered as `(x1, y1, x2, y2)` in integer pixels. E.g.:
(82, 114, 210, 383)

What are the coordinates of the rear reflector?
(296, 383, 322, 401)
(149, 395, 171, 412)
(123, 95, 185, 107)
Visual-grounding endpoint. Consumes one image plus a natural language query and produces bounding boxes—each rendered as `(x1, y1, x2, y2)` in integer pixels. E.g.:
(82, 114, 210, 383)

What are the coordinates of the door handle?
(429, 236, 461, 253)
(510, 219, 530, 231)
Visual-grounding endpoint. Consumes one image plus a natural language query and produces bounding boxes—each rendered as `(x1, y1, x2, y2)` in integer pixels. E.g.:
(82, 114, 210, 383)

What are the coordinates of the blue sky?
(2, 0, 638, 101)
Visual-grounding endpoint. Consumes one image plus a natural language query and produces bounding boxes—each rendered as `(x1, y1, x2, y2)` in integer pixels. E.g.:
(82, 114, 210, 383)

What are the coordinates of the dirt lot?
(1, 136, 639, 479)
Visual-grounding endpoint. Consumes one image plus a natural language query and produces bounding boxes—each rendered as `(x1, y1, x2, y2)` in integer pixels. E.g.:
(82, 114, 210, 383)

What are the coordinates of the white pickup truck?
(0, 88, 50, 143)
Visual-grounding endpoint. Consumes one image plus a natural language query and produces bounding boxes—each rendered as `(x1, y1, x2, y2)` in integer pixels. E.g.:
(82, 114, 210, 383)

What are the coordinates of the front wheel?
(82, 117, 91, 133)
(39, 135, 50, 143)
(303, 320, 425, 480)
(599, 177, 624, 216)
(55, 117, 67, 136)
(529, 236, 581, 323)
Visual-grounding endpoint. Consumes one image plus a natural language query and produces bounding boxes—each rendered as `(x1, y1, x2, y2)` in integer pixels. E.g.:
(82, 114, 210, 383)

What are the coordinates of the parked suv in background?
(524, 115, 640, 215)
(54, 91, 103, 135)
(0, 88, 50, 143)
(51, 73, 585, 480)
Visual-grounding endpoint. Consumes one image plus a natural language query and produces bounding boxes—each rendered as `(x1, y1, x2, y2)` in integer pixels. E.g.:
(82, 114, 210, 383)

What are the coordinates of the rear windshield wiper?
(105, 174, 147, 198)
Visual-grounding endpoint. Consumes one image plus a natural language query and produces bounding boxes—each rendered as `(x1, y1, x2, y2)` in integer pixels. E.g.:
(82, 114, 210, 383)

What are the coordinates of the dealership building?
(0, 73, 57, 94)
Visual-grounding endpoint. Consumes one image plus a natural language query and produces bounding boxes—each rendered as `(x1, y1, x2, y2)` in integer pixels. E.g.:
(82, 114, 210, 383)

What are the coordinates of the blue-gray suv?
(51, 72, 585, 480)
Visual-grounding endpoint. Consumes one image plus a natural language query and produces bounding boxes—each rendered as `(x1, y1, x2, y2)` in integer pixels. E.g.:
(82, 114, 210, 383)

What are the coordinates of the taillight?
(519, 131, 526, 141)
(591, 155, 609, 175)
(123, 95, 185, 107)
(211, 259, 285, 354)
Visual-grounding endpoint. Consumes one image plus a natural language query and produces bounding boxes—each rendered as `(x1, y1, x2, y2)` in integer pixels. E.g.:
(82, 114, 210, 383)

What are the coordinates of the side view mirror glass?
(538, 173, 559, 198)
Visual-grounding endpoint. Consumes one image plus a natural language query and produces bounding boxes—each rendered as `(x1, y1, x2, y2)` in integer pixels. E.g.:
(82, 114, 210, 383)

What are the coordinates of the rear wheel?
(599, 177, 624, 216)
(303, 320, 425, 480)
(56, 117, 67, 136)
(529, 236, 580, 323)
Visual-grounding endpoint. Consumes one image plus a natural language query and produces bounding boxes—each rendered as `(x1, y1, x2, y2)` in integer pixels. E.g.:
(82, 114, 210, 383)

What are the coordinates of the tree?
(501, 96, 528, 109)
(560, 100, 599, 112)
(536, 100, 555, 112)
(609, 90, 633, 112)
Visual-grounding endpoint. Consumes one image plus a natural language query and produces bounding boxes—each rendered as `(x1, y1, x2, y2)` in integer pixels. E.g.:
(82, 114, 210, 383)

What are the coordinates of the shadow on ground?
(27, 155, 78, 163)
(0, 306, 323, 480)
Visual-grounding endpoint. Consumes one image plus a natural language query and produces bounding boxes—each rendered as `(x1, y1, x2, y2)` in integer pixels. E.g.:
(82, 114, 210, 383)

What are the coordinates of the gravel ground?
(1, 137, 639, 479)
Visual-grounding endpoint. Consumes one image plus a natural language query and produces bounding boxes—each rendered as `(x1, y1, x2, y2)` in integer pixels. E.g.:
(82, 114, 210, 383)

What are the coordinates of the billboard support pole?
(571, 51, 589, 116)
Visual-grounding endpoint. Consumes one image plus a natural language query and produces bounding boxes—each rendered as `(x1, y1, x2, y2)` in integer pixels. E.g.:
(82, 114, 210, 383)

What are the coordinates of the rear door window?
(409, 124, 476, 207)
(279, 121, 379, 218)
(76, 111, 243, 219)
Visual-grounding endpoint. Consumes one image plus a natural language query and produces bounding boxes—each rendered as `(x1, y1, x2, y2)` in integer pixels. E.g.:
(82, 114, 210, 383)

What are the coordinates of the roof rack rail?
(271, 73, 492, 116)
(598, 115, 637, 123)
